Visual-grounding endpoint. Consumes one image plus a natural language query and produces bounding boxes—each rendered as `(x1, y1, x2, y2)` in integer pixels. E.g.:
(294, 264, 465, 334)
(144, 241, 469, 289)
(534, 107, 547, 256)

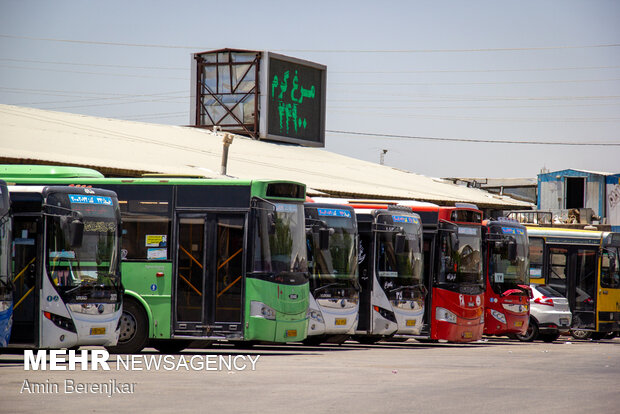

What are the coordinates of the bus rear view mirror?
(319, 228, 330, 250)
(450, 233, 459, 251)
(61, 216, 84, 248)
(508, 240, 517, 261)
(395, 233, 406, 254)
(267, 212, 276, 235)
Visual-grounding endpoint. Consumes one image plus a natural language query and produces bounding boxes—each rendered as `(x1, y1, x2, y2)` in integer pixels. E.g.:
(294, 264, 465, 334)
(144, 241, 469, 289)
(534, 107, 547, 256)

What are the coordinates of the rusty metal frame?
(193, 49, 261, 138)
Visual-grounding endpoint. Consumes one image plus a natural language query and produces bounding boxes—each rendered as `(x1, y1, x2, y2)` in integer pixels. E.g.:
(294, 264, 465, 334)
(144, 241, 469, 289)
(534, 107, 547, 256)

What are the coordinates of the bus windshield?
(253, 201, 308, 281)
(45, 192, 120, 296)
(306, 207, 357, 294)
(375, 213, 424, 301)
(438, 225, 483, 291)
(488, 226, 530, 294)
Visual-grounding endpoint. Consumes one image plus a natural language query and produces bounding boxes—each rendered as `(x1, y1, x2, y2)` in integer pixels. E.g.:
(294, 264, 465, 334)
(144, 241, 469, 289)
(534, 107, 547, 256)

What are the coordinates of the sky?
(0, 0, 619, 179)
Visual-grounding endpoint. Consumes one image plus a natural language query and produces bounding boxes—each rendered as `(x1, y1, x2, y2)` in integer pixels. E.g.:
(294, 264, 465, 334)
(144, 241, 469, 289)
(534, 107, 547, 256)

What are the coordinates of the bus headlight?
(250, 301, 276, 320)
(307, 309, 324, 323)
(435, 307, 457, 324)
(490, 310, 507, 324)
(68, 303, 116, 315)
(502, 303, 528, 314)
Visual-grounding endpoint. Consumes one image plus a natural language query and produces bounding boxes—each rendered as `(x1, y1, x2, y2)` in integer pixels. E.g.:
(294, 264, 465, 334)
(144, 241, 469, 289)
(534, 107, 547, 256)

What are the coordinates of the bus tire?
(106, 298, 148, 354)
(570, 329, 592, 340)
(516, 318, 538, 342)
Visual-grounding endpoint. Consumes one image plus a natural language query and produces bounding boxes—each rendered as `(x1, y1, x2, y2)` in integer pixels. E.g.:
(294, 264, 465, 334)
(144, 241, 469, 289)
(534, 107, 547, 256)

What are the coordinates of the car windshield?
(375, 213, 424, 299)
(488, 225, 530, 294)
(253, 201, 308, 277)
(306, 207, 357, 289)
(438, 225, 483, 290)
(45, 193, 120, 293)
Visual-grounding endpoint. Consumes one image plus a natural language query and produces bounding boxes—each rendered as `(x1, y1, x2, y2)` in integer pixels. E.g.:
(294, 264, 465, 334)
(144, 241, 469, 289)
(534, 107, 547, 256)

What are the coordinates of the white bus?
(7, 185, 123, 349)
(304, 203, 359, 344)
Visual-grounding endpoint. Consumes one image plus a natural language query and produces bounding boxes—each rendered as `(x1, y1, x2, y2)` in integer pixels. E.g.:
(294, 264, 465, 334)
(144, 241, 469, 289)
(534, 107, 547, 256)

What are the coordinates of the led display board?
(259, 52, 326, 147)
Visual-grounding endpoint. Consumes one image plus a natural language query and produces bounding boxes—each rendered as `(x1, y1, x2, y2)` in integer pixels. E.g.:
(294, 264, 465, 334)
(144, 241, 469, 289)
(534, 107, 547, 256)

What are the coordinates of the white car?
(516, 284, 572, 342)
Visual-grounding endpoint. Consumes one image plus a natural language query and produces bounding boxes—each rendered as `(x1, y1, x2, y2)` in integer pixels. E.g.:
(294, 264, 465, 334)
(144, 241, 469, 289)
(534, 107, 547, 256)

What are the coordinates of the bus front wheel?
(106, 298, 148, 354)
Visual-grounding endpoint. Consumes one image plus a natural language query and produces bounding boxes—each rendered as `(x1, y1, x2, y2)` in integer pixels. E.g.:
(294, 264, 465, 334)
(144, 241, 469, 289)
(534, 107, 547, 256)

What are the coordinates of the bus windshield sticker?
(69, 195, 113, 206)
(458, 227, 478, 235)
(494, 272, 504, 283)
(49, 251, 76, 259)
(317, 208, 351, 218)
(147, 248, 167, 261)
(501, 227, 525, 235)
(392, 215, 418, 224)
(275, 203, 297, 213)
(530, 268, 542, 277)
(146, 235, 167, 247)
(378, 271, 398, 278)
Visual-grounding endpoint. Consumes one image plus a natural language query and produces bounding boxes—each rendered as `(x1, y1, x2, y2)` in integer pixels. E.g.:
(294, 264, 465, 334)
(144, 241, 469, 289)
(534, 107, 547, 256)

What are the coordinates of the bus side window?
(601, 249, 620, 289)
(529, 238, 544, 280)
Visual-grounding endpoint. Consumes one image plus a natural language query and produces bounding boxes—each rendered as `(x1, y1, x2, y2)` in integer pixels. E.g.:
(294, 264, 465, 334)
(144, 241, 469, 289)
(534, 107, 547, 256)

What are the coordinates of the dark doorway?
(565, 177, 585, 209)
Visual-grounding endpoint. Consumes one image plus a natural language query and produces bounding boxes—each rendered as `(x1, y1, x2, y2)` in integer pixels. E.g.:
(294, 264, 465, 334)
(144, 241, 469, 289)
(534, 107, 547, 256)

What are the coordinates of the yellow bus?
(527, 227, 620, 339)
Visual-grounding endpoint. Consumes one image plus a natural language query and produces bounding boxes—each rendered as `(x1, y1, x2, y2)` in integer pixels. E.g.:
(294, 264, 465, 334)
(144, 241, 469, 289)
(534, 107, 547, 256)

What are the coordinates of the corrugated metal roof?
(0, 104, 532, 208)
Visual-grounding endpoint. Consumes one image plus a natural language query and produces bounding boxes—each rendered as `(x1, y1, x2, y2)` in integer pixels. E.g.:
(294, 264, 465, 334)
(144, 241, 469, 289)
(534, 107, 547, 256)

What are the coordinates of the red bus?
(482, 218, 530, 337)
(404, 203, 485, 343)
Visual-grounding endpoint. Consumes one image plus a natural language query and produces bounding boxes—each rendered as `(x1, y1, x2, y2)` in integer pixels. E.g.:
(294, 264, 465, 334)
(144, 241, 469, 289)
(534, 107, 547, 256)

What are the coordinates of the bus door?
(356, 228, 373, 332)
(421, 230, 436, 335)
(11, 216, 41, 346)
(174, 213, 245, 337)
(547, 244, 597, 329)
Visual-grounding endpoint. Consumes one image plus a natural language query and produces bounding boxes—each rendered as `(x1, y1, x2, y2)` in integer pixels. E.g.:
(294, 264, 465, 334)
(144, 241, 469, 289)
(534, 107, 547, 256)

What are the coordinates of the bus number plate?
(463, 331, 473, 339)
(285, 330, 297, 338)
(335, 318, 347, 326)
(90, 327, 106, 335)
(406, 319, 416, 326)
(514, 321, 524, 327)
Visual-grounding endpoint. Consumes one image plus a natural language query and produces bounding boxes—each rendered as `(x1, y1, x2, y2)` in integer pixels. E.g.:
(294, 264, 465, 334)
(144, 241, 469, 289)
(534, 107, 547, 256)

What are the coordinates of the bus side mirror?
(395, 233, 406, 254)
(62, 216, 84, 248)
(450, 233, 459, 251)
(319, 228, 330, 250)
(268, 213, 276, 235)
(508, 240, 517, 261)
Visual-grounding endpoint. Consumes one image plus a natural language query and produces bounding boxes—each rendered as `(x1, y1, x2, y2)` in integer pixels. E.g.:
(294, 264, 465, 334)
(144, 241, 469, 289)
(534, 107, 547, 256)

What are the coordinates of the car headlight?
(307, 309, 324, 323)
(435, 307, 457, 324)
(250, 301, 276, 320)
(490, 309, 507, 324)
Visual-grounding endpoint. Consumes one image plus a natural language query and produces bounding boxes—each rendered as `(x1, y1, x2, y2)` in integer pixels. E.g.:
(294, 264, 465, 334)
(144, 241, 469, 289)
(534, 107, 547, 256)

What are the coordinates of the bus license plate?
(560, 318, 569, 326)
(463, 331, 473, 339)
(335, 318, 347, 326)
(285, 330, 297, 338)
(515, 321, 524, 327)
(90, 327, 106, 335)
(406, 319, 416, 326)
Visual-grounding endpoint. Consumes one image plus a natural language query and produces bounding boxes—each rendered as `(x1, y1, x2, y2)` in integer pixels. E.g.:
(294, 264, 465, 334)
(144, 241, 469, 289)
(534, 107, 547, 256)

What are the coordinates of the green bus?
(0, 165, 310, 353)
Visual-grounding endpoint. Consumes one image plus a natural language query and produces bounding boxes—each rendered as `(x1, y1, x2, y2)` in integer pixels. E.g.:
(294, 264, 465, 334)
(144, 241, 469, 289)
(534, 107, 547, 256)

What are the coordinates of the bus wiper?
(389, 284, 426, 294)
(313, 282, 342, 293)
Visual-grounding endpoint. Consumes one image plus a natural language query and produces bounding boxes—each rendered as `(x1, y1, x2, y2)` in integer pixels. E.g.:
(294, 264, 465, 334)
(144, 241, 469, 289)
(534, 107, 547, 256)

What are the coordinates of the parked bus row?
(0, 165, 617, 352)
